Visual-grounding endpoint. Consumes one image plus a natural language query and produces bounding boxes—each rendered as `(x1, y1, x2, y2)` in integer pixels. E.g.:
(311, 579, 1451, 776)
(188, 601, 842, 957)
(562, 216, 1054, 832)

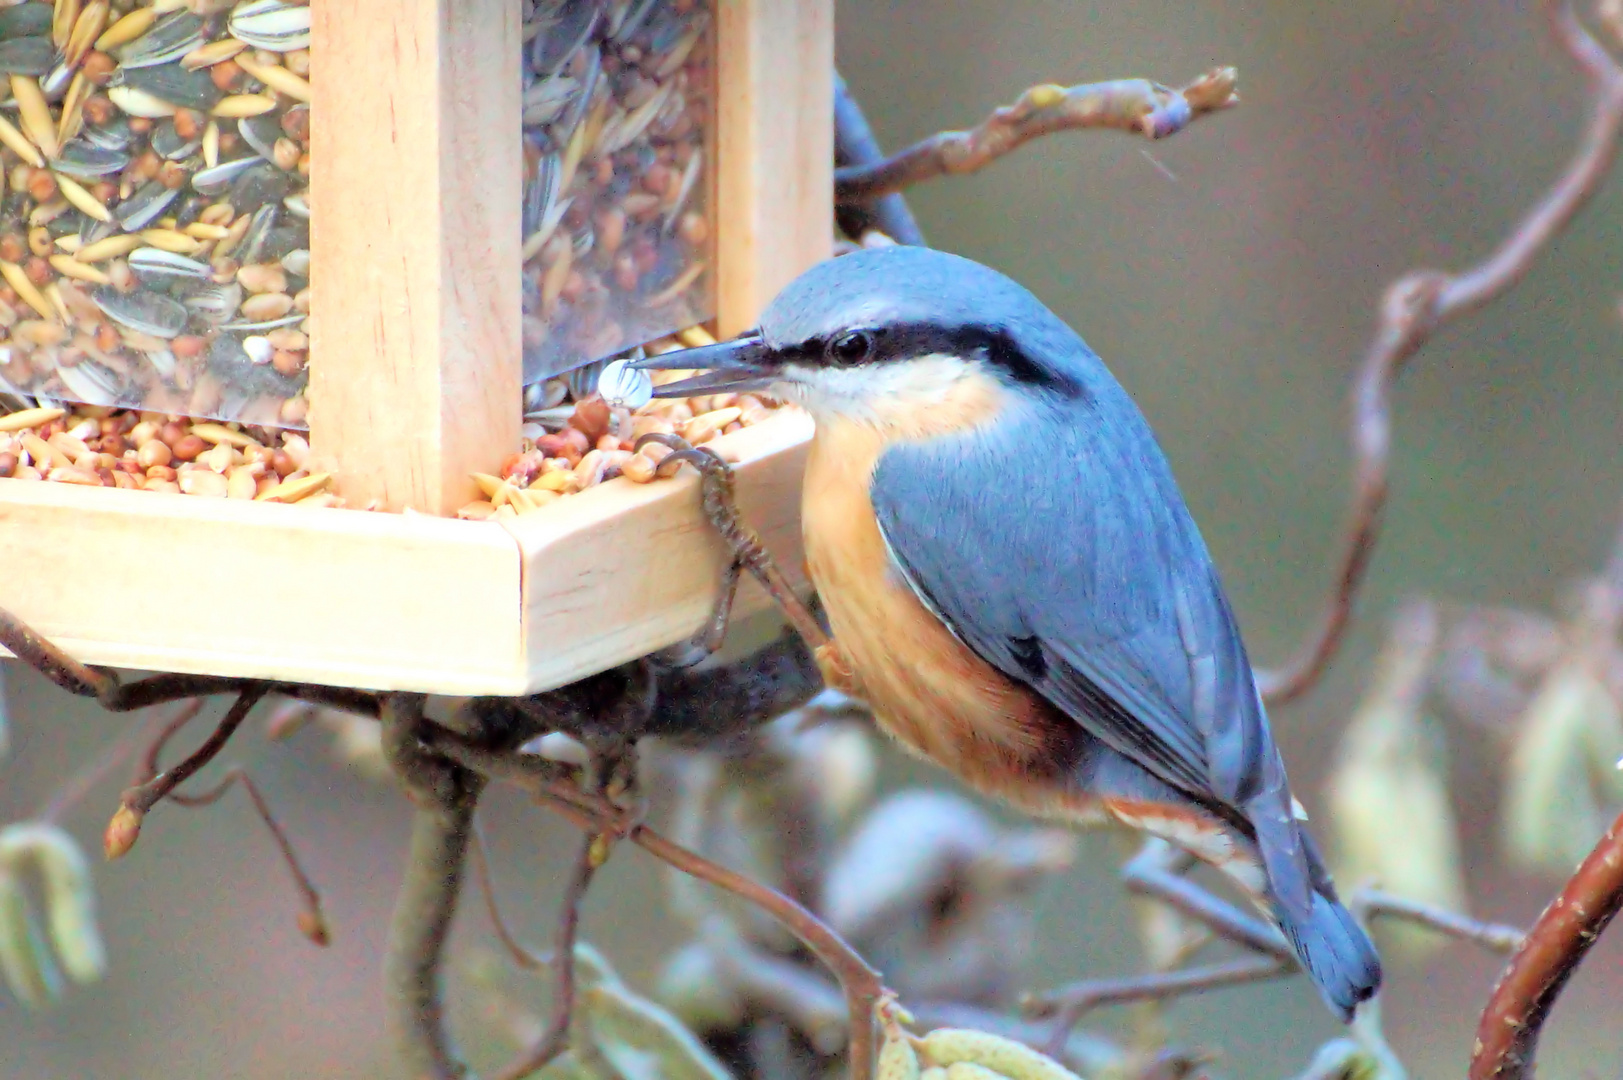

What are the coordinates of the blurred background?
(4, 0, 1623, 1076)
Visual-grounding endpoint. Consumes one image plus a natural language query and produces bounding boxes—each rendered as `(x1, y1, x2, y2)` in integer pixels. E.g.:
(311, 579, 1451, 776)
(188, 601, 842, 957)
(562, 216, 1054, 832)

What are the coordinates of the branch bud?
(102, 804, 143, 860)
(297, 908, 331, 947)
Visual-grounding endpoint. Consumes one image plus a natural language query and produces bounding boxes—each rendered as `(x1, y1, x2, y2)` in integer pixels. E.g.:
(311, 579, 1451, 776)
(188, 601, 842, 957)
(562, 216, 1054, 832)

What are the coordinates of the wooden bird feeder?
(0, 0, 831, 695)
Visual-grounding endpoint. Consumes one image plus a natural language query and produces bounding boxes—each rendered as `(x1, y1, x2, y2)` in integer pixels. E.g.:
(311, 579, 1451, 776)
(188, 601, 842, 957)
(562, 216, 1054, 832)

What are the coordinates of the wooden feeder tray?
(0, 0, 832, 696)
(0, 411, 810, 695)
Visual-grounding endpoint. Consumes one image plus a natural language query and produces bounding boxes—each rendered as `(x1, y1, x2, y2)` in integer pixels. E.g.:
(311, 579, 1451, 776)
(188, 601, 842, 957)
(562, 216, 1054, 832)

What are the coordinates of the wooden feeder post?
(716, 0, 835, 337)
(311, 0, 523, 515)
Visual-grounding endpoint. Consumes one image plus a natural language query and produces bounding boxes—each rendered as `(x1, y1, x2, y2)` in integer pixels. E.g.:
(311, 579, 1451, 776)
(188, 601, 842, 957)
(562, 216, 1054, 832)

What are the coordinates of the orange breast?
(800, 408, 1077, 808)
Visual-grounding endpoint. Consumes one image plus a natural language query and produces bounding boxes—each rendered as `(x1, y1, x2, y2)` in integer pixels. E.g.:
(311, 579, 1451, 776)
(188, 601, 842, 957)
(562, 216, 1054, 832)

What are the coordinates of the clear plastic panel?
(520, 0, 714, 385)
(0, 0, 312, 428)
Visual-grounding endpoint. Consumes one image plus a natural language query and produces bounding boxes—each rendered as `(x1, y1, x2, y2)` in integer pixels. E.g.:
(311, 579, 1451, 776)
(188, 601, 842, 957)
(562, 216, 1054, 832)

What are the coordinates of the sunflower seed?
(55, 359, 119, 404)
(115, 60, 222, 111)
(142, 348, 175, 378)
(115, 180, 180, 231)
(523, 73, 578, 127)
(237, 113, 279, 161)
(609, 0, 660, 44)
(228, 0, 310, 52)
(129, 247, 211, 280)
(184, 281, 243, 328)
(529, 0, 598, 78)
(0, 38, 57, 77)
(229, 203, 278, 262)
(117, 10, 204, 69)
(191, 155, 260, 194)
(229, 162, 289, 210)
(93, 286, 187, 337)
(0, 7, 55, 42)
(81, 115, 133, 151)
(53, 140, 129, 181)
(219, 312, 301, 332)
(149, 118, 200, 160)
(41, 58, 76, 98)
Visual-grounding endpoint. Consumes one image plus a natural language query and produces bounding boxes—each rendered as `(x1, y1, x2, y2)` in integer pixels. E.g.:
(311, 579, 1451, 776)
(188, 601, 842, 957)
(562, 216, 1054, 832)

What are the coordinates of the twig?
(381, 693, 484, 1080)
(1027, 955, 1289, 1032)
(1120, 848, 1291, 961)
(1029, 843, 1528, 1056)
(833, 72, 926, 245)
(34, 704, 189, 824)
(469, 822, 544, 971)
(0, 604, 381, 719)
(1353, 889, 1523, 954)
(431, 725, 890, 1080)
(167, 767, 330, 946)
(1469, 810, 1623, 1080)
(104, 690, 266, 858)
(121, 690, 263, 814)
(1256, 0, 1623, 706)
(0, 606, 118, 699)
(492, 832, 604, 1080)
(834, 68, 1238, 202)
(631, 826, 887, 1080)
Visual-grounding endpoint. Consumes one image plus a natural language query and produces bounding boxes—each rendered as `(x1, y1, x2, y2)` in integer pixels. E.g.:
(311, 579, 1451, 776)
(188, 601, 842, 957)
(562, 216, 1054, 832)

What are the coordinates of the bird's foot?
(636, 433, 829, 659)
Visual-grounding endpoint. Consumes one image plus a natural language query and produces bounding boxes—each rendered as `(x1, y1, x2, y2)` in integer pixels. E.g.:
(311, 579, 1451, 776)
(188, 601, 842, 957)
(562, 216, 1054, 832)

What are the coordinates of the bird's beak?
(630, 332, 777, 397)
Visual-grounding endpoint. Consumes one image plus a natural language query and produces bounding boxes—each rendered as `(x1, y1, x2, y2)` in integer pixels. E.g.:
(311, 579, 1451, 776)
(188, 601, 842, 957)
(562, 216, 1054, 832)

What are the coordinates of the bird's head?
(633, 246, 1088, 427)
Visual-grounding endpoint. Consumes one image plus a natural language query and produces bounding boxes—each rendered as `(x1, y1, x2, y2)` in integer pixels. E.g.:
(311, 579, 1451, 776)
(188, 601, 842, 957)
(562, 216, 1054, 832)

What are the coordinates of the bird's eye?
(826, 330, 872, 366)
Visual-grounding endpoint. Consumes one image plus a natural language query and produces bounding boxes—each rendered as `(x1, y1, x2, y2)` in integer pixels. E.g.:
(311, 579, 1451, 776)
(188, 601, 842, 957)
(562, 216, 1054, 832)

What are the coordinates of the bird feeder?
(0, 0, 831, 695)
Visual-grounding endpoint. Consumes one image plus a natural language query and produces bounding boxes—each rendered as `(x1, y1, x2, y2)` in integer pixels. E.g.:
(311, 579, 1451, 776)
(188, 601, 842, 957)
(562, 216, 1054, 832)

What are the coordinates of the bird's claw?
(639, 433, 831, 661)
(633, 433, 748, 557)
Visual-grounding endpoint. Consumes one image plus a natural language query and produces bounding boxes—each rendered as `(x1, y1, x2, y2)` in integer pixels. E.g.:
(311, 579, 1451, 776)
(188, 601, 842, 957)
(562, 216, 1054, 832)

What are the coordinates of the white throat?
(770, 353, 984, 426)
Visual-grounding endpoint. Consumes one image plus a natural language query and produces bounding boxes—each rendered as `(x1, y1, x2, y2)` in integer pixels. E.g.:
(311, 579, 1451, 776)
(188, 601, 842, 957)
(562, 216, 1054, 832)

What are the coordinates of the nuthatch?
(633, 246, 1382, 1018)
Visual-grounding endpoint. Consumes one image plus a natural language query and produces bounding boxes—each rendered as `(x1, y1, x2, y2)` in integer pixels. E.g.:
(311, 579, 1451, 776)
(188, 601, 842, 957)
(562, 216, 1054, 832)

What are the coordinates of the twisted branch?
(491, 832, 603, 1080)
(834, 72, 927, 245)
(1256, 0, 1623, 705)
(381, 693, 485, 1080)
(834, 67, 1238, 203)
(1470, 811, 1623, 1079)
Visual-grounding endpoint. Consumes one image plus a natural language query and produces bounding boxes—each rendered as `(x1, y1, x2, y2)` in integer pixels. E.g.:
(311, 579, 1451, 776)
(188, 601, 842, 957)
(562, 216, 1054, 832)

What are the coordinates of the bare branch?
(1025, 955, 1289, 1027)
(834, 68, 1238, 202)
(1120, 846, 1292, 961)
(834, 72, 927, 245)
(0, 605, 118, 700)
(104, 690, 266, 858)
(1470, 810, 1623, 1080)
(381, 693, 484, 1080)
(1256, 0, 1623, 706)
(469, 822, 545, 972)
(1353, 889, 1523, 954)
(491, 832, 604, 1080)
(631, 826, 887, 1080)
(167, 767, 330, 947)
(35, 706, 181, 825)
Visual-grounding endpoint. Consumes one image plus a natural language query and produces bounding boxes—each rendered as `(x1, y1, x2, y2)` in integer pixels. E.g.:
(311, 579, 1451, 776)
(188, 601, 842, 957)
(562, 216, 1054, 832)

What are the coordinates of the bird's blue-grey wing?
(869, 394, 1312, 917)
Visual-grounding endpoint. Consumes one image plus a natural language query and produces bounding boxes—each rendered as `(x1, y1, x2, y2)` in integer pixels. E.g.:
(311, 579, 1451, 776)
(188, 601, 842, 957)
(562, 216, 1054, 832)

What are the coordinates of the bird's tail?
(1273, 885, 1382, 1022)
(1242, 777, 1382, 1020)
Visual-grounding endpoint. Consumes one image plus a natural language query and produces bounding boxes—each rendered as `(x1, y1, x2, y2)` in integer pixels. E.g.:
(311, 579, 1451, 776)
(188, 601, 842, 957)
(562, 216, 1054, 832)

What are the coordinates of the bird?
(631, 245, 1382, 1019)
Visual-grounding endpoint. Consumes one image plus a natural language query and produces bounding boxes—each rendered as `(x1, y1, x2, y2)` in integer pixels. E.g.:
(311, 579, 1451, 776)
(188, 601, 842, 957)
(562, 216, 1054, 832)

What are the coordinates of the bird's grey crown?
(758, 246, 1099, 387)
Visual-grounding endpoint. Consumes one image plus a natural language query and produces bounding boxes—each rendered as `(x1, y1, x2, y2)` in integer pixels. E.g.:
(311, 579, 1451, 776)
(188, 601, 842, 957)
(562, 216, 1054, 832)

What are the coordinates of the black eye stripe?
(814, 322, 1083, 395)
